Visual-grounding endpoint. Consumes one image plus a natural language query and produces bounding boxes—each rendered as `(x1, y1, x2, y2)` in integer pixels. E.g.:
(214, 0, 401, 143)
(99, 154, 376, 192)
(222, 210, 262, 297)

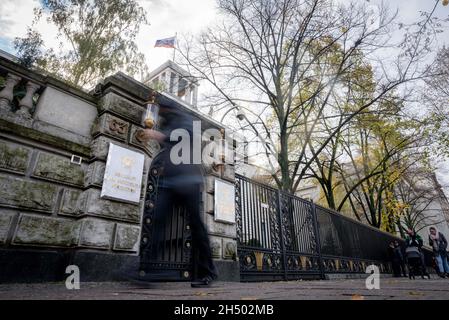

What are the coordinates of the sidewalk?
(0, 277, 448, 300)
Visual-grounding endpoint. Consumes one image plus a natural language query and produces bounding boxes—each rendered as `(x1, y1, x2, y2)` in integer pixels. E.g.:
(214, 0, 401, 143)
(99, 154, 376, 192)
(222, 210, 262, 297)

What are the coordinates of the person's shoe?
(191, 275, 214, 288)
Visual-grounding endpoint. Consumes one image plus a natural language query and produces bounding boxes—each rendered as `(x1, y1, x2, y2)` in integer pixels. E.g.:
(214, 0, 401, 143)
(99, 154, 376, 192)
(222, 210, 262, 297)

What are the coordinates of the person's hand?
(140, 129, 166, 143)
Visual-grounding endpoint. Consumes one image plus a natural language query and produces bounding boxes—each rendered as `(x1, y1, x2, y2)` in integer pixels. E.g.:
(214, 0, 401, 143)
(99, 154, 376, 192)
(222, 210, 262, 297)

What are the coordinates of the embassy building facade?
(0, 54, 240, 283)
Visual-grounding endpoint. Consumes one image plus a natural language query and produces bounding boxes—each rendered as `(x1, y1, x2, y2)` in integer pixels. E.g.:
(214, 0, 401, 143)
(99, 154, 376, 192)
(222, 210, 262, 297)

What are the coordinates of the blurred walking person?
(141, 105, 218, 287)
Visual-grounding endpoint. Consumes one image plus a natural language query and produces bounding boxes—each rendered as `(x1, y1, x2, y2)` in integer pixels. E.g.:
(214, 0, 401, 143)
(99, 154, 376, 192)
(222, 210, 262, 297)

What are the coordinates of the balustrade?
(0, 69, 42, 118)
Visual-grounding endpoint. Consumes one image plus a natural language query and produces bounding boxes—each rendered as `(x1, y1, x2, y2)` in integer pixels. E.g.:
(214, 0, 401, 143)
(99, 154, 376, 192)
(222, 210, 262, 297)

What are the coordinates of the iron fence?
(235, 174, 434, 281)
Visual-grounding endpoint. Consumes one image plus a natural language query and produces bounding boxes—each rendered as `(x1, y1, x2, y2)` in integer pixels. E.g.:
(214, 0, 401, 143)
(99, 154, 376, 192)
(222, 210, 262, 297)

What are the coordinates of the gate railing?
(235, 174, 433, 281)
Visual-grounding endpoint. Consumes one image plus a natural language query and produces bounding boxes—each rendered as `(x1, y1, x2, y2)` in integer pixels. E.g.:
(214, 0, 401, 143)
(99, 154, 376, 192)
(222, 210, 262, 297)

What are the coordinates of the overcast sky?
(0, 0, 448, 193)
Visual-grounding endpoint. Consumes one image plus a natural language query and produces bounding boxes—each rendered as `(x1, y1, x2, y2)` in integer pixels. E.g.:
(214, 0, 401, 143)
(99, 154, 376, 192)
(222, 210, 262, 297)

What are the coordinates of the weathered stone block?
(0, 175, 58, 213)
(205, 176, 215, 194)
(205, 213, 237, 238)
(203, 163, 220, 178)
(129, 124, 160, 157)
(32, 120, 92, 147)
(13, 214, 80, 247)
(84, 189, 141, 223)
(114, 224, 140, 252)
(0, 109, 33, 128)
(98, 92, 144, 124)
(92, 113, 129, 141)
(79, 218, 114, 249)
(90, 136, 111, 161)
(222, 164, 235, 182)
(223, 239, 238, 260)
(205, 193, 214, 214)
(60, 189, 86, 216)
(32, 152, 85, 186)
(34, 86, 97, 137)
(84, 161, 105, 187)
(209, 236, 223, 259)
(0, 140, 32, 174)
(90, 136, 133, 161)
(0, 210, 15, 244)
(201, 146, 221, 178)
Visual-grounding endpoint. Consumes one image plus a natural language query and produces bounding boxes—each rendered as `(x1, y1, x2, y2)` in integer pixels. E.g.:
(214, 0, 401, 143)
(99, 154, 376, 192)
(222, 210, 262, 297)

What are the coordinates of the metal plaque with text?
(101, 143, 145, 204)
(214, 179, 236, 224)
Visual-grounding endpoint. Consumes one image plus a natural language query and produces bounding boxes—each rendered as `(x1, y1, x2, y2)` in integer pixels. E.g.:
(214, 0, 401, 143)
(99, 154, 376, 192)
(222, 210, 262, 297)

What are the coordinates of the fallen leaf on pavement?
(408, 291, 424, 296)
(351, 294, 365, 300)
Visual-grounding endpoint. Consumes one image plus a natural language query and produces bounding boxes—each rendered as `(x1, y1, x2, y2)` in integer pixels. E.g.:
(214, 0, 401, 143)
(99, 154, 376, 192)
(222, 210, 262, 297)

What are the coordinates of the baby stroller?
(405, 246, 428, 279)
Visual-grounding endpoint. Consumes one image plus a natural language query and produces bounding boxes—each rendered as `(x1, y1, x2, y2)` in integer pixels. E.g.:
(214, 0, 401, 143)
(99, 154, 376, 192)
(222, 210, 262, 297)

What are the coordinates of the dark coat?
(429, 232, 448, 256)
(157, 108, 203, 189)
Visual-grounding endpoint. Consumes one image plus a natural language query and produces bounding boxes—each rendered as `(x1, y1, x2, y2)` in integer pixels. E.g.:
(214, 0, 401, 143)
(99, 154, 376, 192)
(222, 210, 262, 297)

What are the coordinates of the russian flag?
(154, 36, 176, 48)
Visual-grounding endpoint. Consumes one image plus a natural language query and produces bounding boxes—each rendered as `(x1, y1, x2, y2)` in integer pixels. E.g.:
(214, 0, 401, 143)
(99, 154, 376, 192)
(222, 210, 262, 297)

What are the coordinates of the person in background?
(428, 226, 449, 278)
(405, 229, 423, 249)
(388, 241, 401, 277)
(394, 240, 407, 277)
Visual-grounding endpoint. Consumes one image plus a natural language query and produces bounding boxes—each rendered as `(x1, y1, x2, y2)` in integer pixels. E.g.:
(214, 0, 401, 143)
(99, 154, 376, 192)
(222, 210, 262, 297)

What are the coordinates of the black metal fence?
(235, 174, 433, 281)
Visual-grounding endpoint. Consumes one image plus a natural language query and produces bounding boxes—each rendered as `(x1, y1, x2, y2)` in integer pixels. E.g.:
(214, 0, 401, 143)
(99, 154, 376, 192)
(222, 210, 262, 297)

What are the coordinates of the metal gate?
(139, 154, 193, 281)
(235, 174, 409, 281)
(235, 174, 323, 281)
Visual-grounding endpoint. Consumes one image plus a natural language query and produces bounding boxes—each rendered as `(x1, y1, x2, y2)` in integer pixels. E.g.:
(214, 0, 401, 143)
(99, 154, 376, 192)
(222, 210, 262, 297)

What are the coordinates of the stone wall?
(0, 57, 239, 283)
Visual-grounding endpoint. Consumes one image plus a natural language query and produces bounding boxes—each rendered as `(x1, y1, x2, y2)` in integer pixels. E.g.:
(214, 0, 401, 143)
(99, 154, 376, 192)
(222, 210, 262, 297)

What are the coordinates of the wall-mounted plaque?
(214, 179, 236, 224)
(101, 143, 145, 204)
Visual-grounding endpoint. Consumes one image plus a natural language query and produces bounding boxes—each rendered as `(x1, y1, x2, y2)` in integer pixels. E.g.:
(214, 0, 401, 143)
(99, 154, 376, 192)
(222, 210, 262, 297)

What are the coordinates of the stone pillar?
(201, 129, 239, 281)
(164, 71, 171, 93)
(17, 81, 40, 119)
(0, 73, 21, 113)
(192, 85, 198, 107)
(173, 73, 180, 96)
(184, 84, 191, 104)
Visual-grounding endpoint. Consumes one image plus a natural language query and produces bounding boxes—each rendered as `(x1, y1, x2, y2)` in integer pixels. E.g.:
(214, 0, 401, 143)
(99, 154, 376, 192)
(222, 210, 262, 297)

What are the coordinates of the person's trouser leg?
(435, 255, 444, 274)
(392, 260, 400, 277)
(442, 254, 449, 273)
(400, 261, 407, 277)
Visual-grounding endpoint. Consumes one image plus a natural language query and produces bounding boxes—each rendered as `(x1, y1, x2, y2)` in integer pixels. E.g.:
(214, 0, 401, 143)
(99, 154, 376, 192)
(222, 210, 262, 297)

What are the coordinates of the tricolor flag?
(154, 36, 176, 48)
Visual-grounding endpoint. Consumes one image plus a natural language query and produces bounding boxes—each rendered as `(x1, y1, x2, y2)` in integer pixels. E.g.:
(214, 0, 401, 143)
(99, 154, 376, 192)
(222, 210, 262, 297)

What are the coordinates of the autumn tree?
(178, 0, 442, 194)
(392, 169, 448, 236)
(423, 46, 449, 158)
(339, 117, 429, 229)
(14, 0, 148, 88)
